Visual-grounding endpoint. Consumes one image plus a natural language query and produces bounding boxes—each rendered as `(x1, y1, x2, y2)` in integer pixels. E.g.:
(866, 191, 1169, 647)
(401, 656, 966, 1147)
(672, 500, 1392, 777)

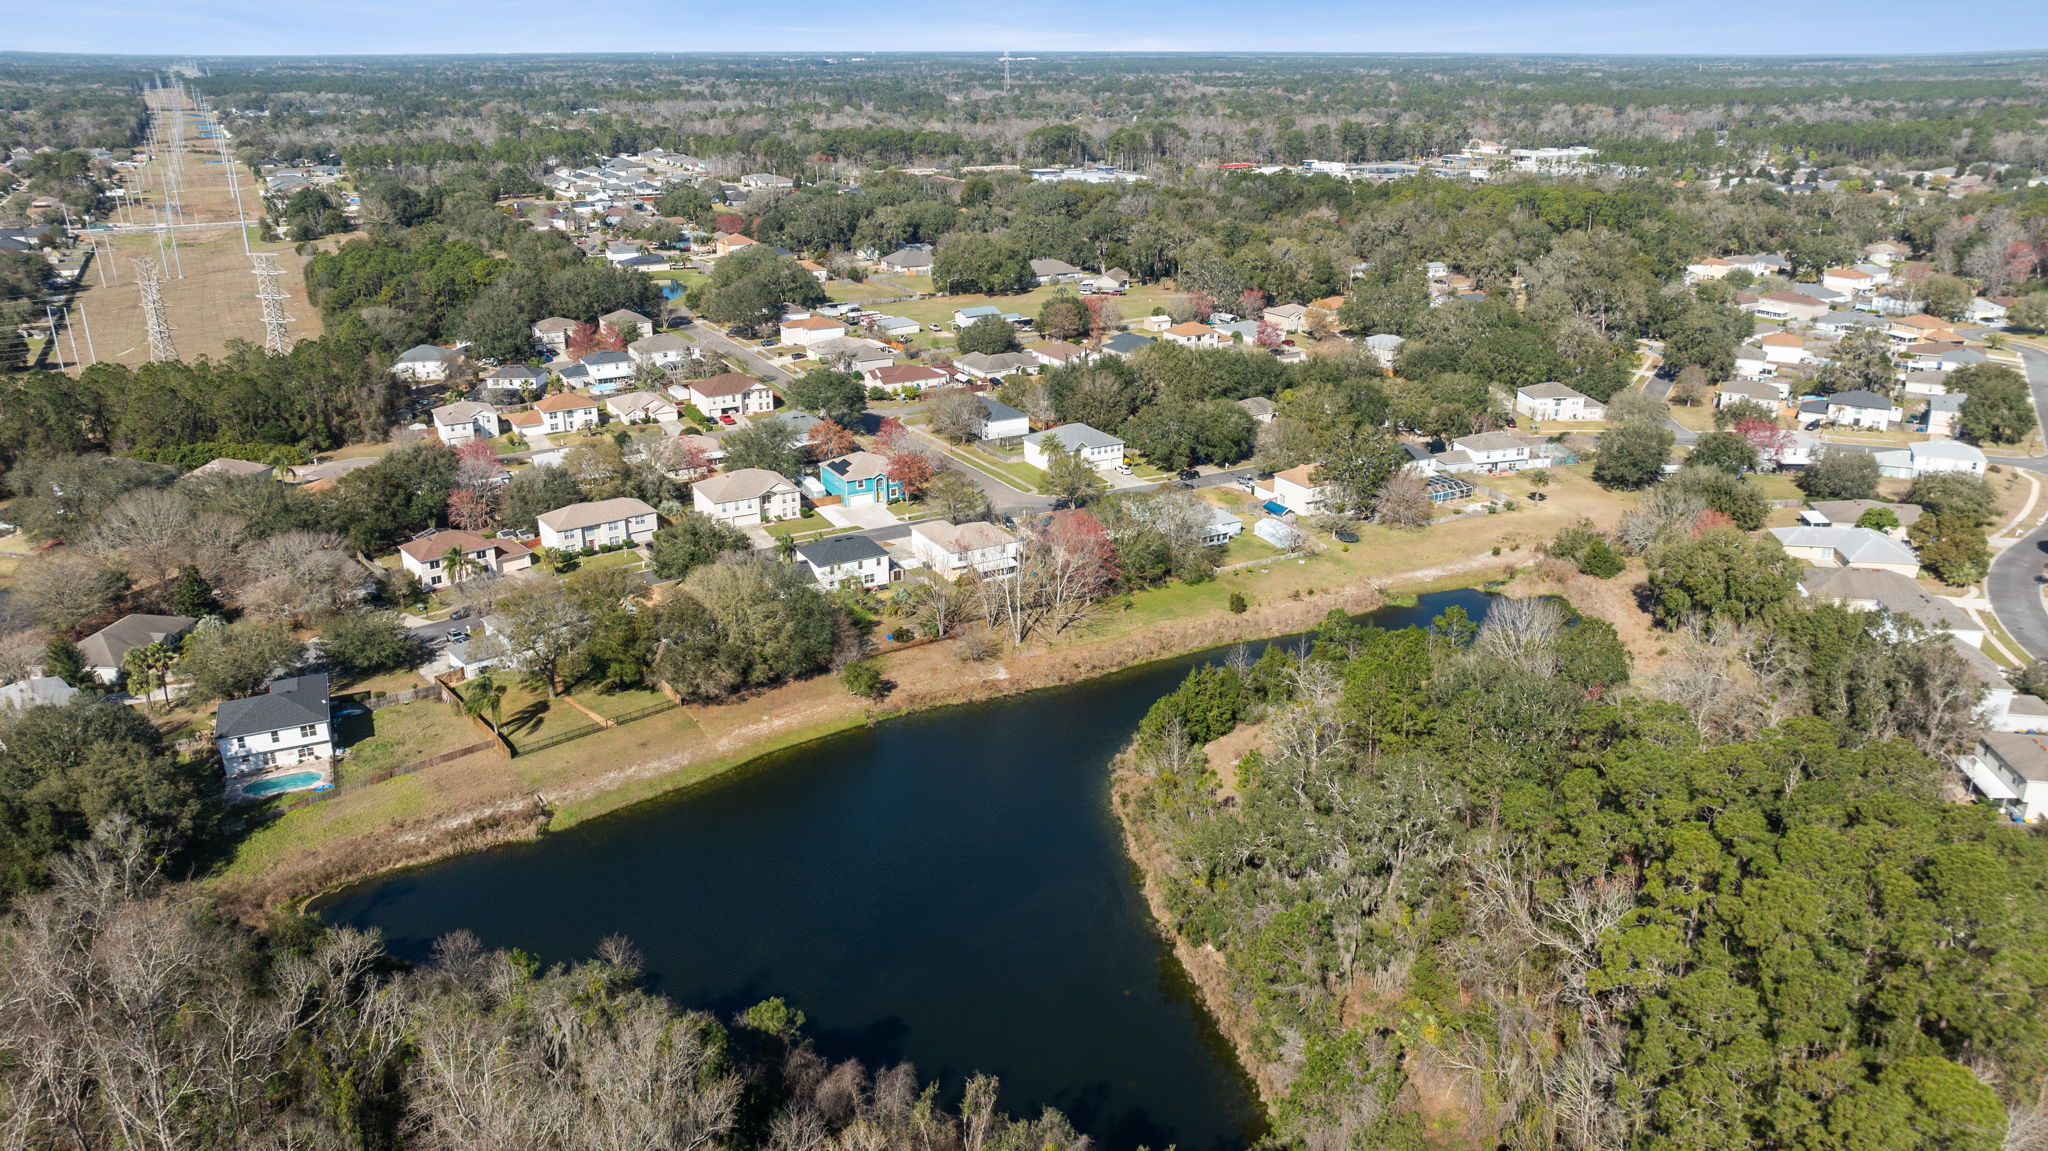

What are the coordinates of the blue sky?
(10, 0, 2047, 56)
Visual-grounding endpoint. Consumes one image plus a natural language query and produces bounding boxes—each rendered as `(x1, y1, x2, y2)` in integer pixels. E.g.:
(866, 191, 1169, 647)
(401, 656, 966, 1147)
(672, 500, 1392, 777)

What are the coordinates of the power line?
(133, 257, 177, 362)
(251, 252, 296, 355)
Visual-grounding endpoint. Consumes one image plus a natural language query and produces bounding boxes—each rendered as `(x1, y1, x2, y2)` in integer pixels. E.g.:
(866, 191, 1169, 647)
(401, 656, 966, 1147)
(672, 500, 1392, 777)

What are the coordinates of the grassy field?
(76, 86, 322, 371)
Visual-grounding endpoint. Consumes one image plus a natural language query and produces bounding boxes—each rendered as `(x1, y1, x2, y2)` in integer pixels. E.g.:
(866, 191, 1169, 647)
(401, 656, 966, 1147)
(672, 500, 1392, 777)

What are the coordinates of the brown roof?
(398, 530, 530, 562)
(1895, 313, 1948, 329)
(534, 392, 599, 412)
(1759, 331, 1804, 347)
(1165, 321, 1217, 337)
(507, 409, 544, 428)
(869, 363, 948, 385)
(781, 316, 842, 331)
(1276, 464, 1323, 488)
(690, 372, 768, 397)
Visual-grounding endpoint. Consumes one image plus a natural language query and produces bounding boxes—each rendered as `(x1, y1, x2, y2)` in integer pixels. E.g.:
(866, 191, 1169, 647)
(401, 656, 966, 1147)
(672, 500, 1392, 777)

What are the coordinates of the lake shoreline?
(243, 555, 1504, 921)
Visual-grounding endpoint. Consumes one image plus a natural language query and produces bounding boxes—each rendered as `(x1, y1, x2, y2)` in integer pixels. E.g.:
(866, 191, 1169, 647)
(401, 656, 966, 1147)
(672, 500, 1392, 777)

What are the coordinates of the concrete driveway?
(820, 502, 899, 529)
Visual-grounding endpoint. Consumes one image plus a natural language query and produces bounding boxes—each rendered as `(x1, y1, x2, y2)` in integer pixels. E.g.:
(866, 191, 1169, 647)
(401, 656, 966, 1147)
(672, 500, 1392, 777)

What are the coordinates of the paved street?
(1979, 344, 2048, 659)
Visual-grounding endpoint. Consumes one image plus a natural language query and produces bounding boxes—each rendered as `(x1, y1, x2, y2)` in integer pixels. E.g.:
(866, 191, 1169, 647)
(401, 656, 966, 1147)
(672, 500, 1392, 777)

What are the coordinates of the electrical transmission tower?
(250, 253, 296, 355)
(133, 257, 177, 362)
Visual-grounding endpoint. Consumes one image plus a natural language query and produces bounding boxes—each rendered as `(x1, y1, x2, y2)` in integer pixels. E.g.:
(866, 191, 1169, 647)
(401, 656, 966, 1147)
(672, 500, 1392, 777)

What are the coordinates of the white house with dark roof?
(1441, 431, 1533, 474)
(429, 401, 501, 446)
(795, 535, 893, 589)
(1958, 733, 2048, 823)
(955, 351, 1039, 382)
(574, 349, 636, 385)
(974, 395, 1032, 442)
(216, 673, 333, 778)
(629, 332, 694, 369)
(536, 498, 660, 551)
(482, 363, 548, 395)
(1023, 423, 1126, 470)
(1029, 258, 1085, 285)
(1805, 390, 1902, 430)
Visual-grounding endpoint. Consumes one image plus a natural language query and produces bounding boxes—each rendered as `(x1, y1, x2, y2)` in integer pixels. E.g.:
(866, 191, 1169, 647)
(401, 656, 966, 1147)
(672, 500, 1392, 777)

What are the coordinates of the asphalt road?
(1979, 344, 2048, 660)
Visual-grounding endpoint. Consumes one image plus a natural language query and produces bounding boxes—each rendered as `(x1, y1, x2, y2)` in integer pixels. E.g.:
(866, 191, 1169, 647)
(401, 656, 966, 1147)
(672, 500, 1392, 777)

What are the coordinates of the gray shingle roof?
(1025, 423, 1124, 452)
(215, 674, 329, 740)
(796, 535, 890, 568)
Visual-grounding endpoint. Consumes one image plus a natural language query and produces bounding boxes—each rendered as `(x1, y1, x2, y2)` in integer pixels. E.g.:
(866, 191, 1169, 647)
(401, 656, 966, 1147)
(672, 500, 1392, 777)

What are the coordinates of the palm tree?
(462, 673, 508, 734)
(440, 546, 478, 586)
(121, 642, 176, 712)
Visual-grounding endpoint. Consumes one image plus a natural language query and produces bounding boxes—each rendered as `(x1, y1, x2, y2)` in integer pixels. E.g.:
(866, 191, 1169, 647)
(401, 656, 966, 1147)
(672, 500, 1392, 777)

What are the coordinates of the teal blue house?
(818, 451, 902, 506)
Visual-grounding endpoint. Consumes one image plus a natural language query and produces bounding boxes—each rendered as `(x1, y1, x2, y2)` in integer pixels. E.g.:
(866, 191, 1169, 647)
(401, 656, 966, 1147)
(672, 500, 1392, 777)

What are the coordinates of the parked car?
(788, 351, 807, 360)
(1177, 468, 1200, 481)
(928, 323, 944, 332)
(719, 413, 737, 424)
(1804, 419, 1823, 430)
(444, 628, 469, 643)
(1114, 463, 1133, 475)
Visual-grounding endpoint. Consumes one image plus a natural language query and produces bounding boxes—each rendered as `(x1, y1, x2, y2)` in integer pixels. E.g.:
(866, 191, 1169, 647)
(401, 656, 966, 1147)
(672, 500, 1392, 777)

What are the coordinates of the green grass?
(570, 548, 649, 574)
(569, 685, 673, 720)
(763, 516, 850, 542)
(542, 711, 861, 830)
(952, 445, 1042, 492)
(331, 697, 480, 782)
(214, 774, 440, 883)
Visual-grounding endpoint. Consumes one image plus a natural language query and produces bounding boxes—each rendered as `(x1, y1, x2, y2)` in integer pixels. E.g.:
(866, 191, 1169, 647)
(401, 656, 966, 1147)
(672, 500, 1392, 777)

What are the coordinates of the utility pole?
(134, 257, 177, 362)
(251, 252, 296, 355)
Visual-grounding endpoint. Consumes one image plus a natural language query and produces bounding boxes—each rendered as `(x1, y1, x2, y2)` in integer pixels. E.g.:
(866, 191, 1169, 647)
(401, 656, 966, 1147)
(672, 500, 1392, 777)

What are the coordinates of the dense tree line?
(1123, 595, 2048, 1149)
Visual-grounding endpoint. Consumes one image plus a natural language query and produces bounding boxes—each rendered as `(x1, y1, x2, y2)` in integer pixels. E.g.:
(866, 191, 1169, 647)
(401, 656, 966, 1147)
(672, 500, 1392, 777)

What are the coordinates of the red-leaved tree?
(1240, 288, 1269, 319)
(1254, 320, 1284, 348)
(447, 488, 493, 533)
(806, 419, 859, 461)
(1734, 417, 1791, 466)
(886, 450, 936, 497)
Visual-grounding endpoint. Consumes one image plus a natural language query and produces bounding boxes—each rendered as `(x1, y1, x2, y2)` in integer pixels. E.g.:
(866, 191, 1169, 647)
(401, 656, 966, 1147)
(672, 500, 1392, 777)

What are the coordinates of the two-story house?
(1513, 382, 1605, 422)
(683, 372, 778, 419)
(1254, 464, 1331, 517)
(216, 673, 333, 778)
(1023, 424, 1126, 470)
(795, 535, 893, 590)
(629, 332, 694, 369)
(606, 391, 680, 424)
(974, 395, 1032, 442)
(599, 309, 657, 343)
(1958, 732, 2048, 823)
(693, 469, 801, 525)
(532, 392, 603, 434)
(1438, 431, 1532, 474)
(532, 317, 579, 355)
(398, 529, 534, 589)
(391, 344, 460, 381)
(430, 401, 502, 446)
(536, 497, 660, 551)
(910, 521, 1022, 581)
(817, 451, 903, 505)
(572, 349, 636, 386)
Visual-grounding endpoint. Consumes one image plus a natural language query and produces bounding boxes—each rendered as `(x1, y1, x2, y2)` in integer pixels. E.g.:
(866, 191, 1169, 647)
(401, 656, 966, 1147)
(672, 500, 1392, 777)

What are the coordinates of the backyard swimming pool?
(238, 770, 326, 799)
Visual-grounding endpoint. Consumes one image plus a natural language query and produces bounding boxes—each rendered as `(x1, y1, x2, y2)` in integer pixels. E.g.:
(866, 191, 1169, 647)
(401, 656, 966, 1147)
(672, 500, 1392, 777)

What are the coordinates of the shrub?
(1228, 592, 1248, 614)
(840, 658, 885, 700)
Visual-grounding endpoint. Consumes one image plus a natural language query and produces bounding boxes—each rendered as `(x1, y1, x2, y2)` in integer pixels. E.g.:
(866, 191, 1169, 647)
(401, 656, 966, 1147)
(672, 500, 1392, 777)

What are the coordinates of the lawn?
(763, 516, 851, 543)
(569, 685, 673, 720)
(569, 547, 650, 575)
(953, 444, 1043, 491)
(331, 695, 482, 782)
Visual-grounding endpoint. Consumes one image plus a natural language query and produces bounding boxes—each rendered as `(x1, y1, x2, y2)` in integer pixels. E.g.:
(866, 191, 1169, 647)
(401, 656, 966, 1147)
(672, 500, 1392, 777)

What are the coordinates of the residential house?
(879, 247, 934, 273)
(1813, 310, 1887, 336)
(974, 395, 1032, 442)
(1799, 566, 1981, 648)
(1924, 393, 1966, 438)
(536, 497, 661, 551)
(1200, 506, 1244, 546)
(606, 391, 680, 424)
(429, 401, 501, 446)
(795, 535, 893, 590)
(779, 315, 848, 346)
(1239, 397, 1277, 423)
(740, 173, 794, 190)
(532, 317, 579, 354)
(1100, 332, 1154, 357)
(1080, 269, 1130, 294)
(712, 234, 759, 258)
(0, 676, 76, 715)
(909, 521, 1023, 581)
(1757, 331, 1812, 366)
(391, 344, 460, 381)
(807, 337, 895, 374)
(865, 363, 950, 395)
(571, 350, 635, 386)
(216, 674, 333, 778)
(1873, 438, 1987, 479)
(796, 259, 830, 283)
(77, 614, 197, 685)
(481, 364, 547, 395)
(692, 470, 801, 525)
(683, 372, 777, 419)
(1771, 431, 1822, 470)
(1263, 303, 1309, 333)
(1030, 340, 1091, 369)
(1255, 464, 1331, 517)
(532, 392, 603, 434)
(1800, 500, 1922, 538)
(817, 451, 902, 505)
(600, 310, 658, 342)
(1029, 258, 1084, 285)
(629, 332, 693, 369)
(1161, 321, 1224, 348)
(1718, 379, 1788, 408)
(1440, 431, 1532, 474)
(1818, 389, 1903, 430)
(955, 351, 1040, 382)
(1768, 526, 1920, 577)
(952, 304, 1006, 328)
(1888, 313, 1952, 343)
(870, 314, 921, 338)
(1023, 424, 1126, 470)
(1513, 382, 1605, 422)
(1966, 297, 2013, 325)
(1753, 292, 1830, 324)
(186, 457, 275, 480)
(666, 433, 726, 477)
(1685, 257, 1735, 282)
(1958, 733, 2048, 822)
(398, 530, 534, 589)
(1821, 267, 1877, 295)
(1733, 349, 1776, 380)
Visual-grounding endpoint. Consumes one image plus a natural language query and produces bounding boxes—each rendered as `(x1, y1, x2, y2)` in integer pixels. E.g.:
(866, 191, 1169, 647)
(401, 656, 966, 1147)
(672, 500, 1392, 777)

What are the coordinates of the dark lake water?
(320, 589, 1492, 1151)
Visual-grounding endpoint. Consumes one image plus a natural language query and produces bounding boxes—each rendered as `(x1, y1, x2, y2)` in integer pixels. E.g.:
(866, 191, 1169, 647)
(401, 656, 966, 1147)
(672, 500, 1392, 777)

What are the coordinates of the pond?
(320, 589, 1492, 1150)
